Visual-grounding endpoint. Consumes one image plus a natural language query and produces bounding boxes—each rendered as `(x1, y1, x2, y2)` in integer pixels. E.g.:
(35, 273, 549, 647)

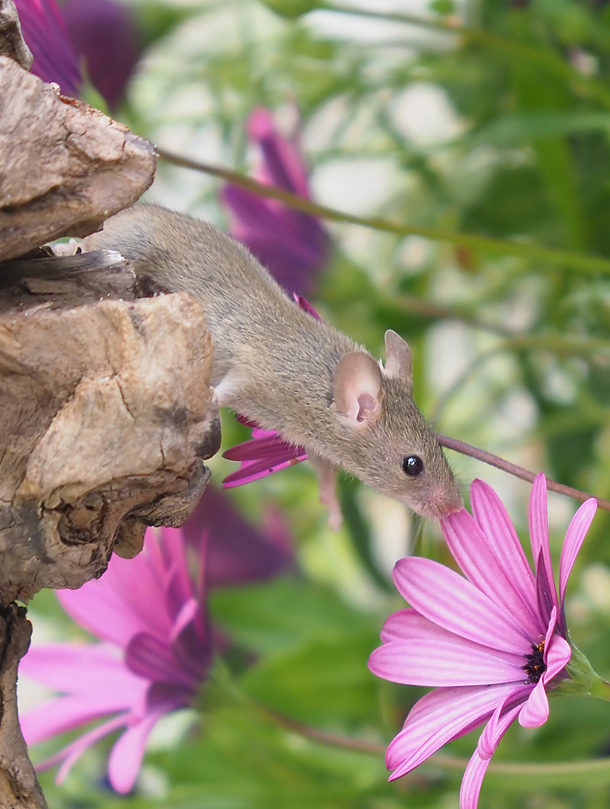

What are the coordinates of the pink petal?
(477, 691, 528, 760)
(528, 474, 558, 612)
(21, 692, 137, 745)
(442, 506, 541, 638)
(543, 636, 571, 684)
(58, 548, 172, 647)
(51, 714, 129, 783)
(107, 710, 164, 794)
(125, 633, 194, 691)
(20, 643, 144, 697)
(519, 607, 565, 729)
(460, 751, 489, 809)
(386, 683, 519, 778)
(222, 453, 306, 487)
(379, 609, 524, 666)
(369, 639, 524, 686)
(393, 558, 531, 655)
(559, 498, 597, 602)
(462, 695, 527, 808)
(519, 677, 549, 728)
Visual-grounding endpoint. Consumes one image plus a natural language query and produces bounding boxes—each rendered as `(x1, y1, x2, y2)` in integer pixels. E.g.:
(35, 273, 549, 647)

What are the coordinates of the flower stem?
(157, 148, 610, 277)
(436, 433, 610, 513)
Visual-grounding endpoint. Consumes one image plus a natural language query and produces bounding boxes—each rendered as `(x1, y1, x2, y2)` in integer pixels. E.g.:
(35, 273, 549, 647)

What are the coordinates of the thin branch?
(437, 433, 610, 512)
(156, 147, 610, 277)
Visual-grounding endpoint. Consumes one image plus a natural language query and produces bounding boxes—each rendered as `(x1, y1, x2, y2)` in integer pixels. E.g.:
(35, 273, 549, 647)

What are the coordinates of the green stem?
(157, 147, 610, 276)
(322, 4, 610, 109)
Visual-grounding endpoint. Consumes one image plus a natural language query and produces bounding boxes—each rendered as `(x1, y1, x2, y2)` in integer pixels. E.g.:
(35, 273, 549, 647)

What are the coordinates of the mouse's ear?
(333, 352, 382, 425)
(383, 330, 413, 382)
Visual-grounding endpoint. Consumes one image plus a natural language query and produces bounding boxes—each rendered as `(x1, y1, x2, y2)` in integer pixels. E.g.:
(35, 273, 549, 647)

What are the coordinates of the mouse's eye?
(402, 455, 424, 477)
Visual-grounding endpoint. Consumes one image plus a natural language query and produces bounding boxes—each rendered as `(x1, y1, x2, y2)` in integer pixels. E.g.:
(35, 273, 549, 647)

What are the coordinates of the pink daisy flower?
(20, 527, 212, 794)
(369, 473, 599, 808)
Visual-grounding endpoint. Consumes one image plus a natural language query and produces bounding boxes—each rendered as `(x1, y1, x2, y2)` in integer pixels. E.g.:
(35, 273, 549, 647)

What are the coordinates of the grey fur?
(85, 205, 462, 518)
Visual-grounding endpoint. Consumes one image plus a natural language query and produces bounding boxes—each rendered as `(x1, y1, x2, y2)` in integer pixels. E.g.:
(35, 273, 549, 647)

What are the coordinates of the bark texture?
(0, 51, 156, 261)
(0, 251, 220, 606)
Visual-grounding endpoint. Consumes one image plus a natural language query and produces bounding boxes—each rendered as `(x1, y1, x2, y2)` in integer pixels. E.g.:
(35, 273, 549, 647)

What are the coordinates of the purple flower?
(369, 474, 598, 809)
(222, 296, 317, 488)
(61, 0, 141, 110)
(181, 484, 296, 587)
(15, 0, 82, 97)
(222, 108, 330, 295)
(14, 0, 140, 108)
(20, 526, 212, 794)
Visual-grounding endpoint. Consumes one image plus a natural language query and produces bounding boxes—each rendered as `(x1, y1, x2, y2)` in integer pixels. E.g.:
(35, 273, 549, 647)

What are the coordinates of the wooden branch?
(0, 251, 220, 606)
(0, 56, 156, 261)
(0, 0, 32, 70)
(0, 606, 46, 809)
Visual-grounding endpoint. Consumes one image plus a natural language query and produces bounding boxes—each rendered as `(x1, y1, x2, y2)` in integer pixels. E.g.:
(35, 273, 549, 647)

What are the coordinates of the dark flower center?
(523, 640, 546, 684)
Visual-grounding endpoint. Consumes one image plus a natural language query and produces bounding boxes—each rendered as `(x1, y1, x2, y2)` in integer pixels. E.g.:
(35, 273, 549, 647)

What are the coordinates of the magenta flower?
(222, 296, 316, 488)
(181, 484, 296, 587)
(14, 0, 140, 109)
(369, 474, 599, 809)
(222, 108, 330, 295)
(20, 526, 212, 794)
(15, 0, 82, 97)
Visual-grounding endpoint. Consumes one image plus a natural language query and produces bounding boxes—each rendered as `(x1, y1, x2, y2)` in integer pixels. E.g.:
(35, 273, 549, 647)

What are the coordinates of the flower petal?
(460, 750, 489, 809)
(559, 498, 597, 603)
(21, 693, 135, 745)
(529, 474, 558, 612)
(442, 504, 541, 638)
(51, 713, 129, 783)
(107, 709, 165, 794)
(369, 639, 525, 686)
(379, 609, 524, 666)
(393, 558, 531, 655)
(461, 696, 528, 809)
(519, 677, 549, 728)
(477, 691, 528, 759)
(20, 643, 144, 697)
(386, 683, 519, 778)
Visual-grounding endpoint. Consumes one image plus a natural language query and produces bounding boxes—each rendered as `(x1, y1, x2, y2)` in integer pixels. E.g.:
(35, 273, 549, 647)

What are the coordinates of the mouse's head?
(332, 330, 463, 519)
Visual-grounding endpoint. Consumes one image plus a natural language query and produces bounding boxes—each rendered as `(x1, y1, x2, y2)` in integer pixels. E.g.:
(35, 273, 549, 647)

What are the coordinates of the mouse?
(84, 205, 463, 529)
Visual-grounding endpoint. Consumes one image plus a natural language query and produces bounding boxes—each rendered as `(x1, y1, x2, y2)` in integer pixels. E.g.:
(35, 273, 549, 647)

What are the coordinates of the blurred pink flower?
(182, 484, 296, 587)
(20, 527, 212, 794)
(369, 474, 597, 809)
(222, 108, 330, 296)
(222, 296, 316, 488)
(15, 0, 82, 97)
(14, 0, 140, 108)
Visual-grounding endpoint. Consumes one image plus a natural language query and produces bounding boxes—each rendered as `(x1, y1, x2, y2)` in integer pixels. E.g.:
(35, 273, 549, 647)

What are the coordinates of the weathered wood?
(0, 56, 156, 261)
(0, 0, 32, 70)
(0, 605, 46, 809)
(0, 251, 220, 605)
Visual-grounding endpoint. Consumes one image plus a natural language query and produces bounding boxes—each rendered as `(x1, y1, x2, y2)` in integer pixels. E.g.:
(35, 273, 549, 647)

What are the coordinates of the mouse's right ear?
(333, 352, 382, 426)
(383, 330, 413, 382)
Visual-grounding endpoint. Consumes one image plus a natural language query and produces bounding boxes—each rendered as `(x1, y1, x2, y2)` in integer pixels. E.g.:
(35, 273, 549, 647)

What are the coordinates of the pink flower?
(181, 484, 296, 586)
(20, 527, 212, 794)
(222, 108, 330, 296)
(14, 0, 140, 108)
(369, 474, 598, 809)
(15, 0, 82, 97)
(222, 296, 316, 488)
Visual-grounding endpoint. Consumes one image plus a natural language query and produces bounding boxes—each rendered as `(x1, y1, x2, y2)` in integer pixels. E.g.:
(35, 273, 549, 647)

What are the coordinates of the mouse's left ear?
(333, 352, 382, 426)
(383, 330, 413, 382)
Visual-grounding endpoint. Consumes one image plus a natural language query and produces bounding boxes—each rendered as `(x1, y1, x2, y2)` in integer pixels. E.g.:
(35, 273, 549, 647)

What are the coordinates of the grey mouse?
(84, 205, 462, 528)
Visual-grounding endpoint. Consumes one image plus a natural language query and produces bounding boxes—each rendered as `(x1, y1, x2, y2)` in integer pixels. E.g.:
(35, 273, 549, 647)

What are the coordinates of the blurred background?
(17, 0, 610, 806)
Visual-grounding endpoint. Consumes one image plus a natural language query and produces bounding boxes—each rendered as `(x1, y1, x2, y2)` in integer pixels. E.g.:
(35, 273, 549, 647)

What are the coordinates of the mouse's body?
(85, 205, 462, 524)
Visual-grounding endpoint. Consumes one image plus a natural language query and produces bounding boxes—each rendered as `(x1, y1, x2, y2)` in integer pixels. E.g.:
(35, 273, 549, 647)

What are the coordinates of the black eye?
(402, 455, 424, 477)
